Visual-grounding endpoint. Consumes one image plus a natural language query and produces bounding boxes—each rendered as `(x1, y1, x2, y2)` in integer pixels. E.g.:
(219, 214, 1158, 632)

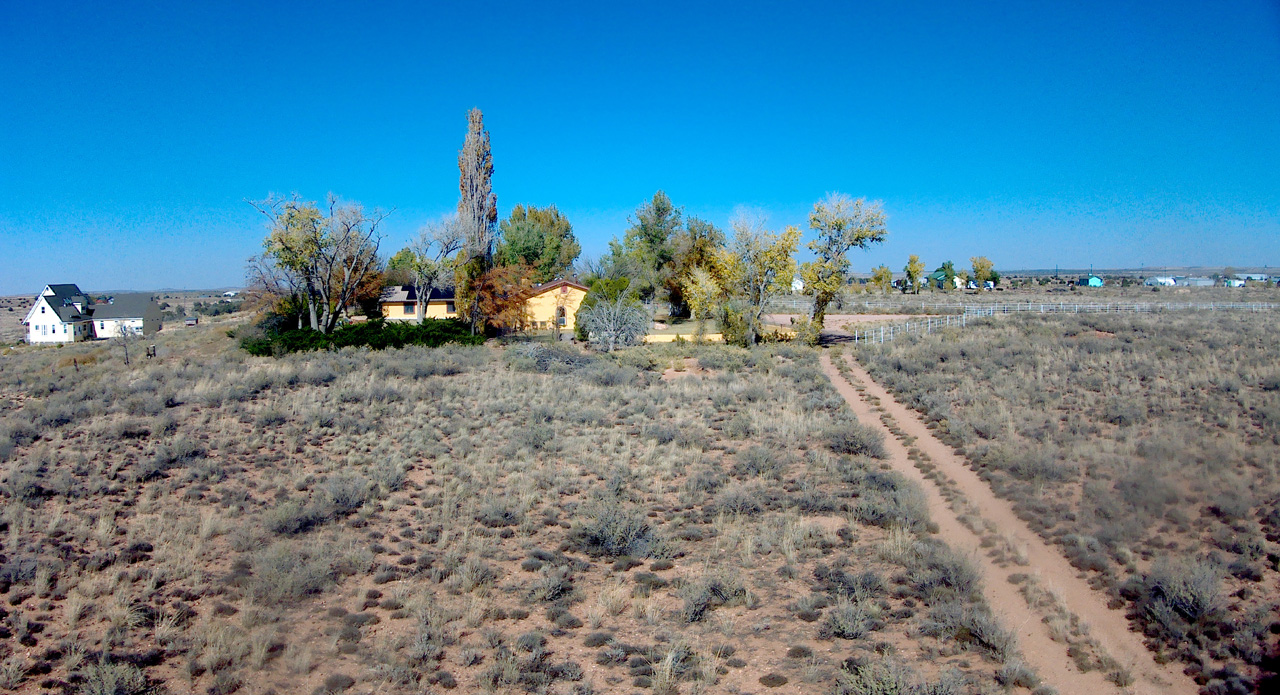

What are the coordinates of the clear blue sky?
(2, 1, 1278, 293)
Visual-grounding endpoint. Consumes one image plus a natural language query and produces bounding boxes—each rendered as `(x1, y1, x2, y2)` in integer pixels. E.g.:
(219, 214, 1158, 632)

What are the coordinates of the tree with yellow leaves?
(970, 256, 994, 287)
(249, 193, 388, 334)
(800, 193, 887, 328)
(718, 216, 800, 346)
(904, 254, 925, 294)
(870, 265, 894, 294)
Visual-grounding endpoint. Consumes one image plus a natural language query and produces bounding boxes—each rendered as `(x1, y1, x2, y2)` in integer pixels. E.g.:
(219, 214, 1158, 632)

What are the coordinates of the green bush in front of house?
(239, 318, 483, 357)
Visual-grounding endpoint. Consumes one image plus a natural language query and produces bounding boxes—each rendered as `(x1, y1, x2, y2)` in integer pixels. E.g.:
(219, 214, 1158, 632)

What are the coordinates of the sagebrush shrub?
(828, 423, 886, 459)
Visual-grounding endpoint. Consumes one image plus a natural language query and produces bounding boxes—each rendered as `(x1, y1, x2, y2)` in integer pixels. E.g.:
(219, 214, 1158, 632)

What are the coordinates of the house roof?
(45, 284, 87, 301)
(530, 278, 589, 296)
(90, 294, 157, 319)
(27, 284, 92, 324)
(379, 285, 456, 303)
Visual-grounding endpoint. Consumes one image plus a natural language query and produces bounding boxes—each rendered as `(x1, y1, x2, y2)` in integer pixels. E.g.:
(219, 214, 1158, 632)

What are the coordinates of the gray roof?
(39, 284, 91, 322)
(380, 285, 456, 303)
(90, 294, 158, 320)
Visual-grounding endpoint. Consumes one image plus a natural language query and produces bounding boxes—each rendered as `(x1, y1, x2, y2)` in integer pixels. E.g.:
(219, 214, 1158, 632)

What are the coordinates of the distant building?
(1143, 276, 1176, 287)
(1175, 277, 1215, 287)
(791, 277, 805, 294)
(184, 316, 199, 327)
(91, 294, 163, 338)
(222, 290, 239, 297)
(379, 286, 457, 321)
(1235, 273, 1270, 283)
(21, 285, 161, 343)
(525, 279, 589, 331)
(378, 279, 589, 332)
(22, 284, 94, 343)
(926, 271, 962, 289)
(1079, 276, 1103, 287)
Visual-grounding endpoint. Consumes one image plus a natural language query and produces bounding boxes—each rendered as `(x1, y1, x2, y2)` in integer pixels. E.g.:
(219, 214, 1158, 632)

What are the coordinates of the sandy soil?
(820, 351, 1198, 695)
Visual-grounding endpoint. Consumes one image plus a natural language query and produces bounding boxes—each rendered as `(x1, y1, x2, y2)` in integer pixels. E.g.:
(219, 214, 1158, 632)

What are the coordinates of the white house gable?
(22, 284, 95, 344)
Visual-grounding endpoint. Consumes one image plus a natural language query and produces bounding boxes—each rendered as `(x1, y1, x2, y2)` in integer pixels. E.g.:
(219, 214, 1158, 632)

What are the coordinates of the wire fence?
(847, 314, 969, 344)
(962, 301, 1280, 315)
(846, 301, 1279, 344)
(768, 295, 1280, 315)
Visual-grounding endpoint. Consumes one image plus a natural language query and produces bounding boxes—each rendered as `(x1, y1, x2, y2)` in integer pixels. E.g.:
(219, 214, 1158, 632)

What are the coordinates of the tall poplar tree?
(455, 108, 498, 333)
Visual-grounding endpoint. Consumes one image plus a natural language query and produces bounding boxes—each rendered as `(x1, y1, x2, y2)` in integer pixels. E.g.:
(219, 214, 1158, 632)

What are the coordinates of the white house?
(21, 285, 162, 344)
(22, 284, 94, 343)
(91, 294, 162, 338)
(1143, 276, 1176, 287)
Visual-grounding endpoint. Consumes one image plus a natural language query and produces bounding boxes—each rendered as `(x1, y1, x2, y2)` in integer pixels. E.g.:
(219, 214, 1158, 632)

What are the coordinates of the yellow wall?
(380, 300, 456, 320)
(525, 285, 586, 330)
(644, 333, 724, 343)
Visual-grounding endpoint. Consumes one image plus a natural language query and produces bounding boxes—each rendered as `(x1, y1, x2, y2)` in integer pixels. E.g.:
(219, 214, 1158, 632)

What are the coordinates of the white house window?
(41, 306, 45, 313)
(100, 322, 105, 329)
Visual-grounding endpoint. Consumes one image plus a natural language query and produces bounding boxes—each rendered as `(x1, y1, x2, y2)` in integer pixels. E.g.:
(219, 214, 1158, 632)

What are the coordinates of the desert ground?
(853, 311, 1280, 694)
(0, 292, 1276, 695)
(0, 320, 1028, 695)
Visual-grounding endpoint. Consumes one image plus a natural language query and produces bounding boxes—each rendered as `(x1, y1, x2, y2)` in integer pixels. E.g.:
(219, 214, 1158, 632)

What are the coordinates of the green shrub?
(828, 423, 886, 459)
(249, 543, 335, 604)
(573, 500, 668, 558)
(920, 601, 1016, 662)
(241, 318, 483, 356)
(79, 661, 149, 695)
(679, 573, 749, 622)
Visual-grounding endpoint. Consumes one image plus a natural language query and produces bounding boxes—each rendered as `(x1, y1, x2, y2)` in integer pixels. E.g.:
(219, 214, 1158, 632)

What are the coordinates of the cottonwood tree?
(904, 254, 925, 294)
(409, 216, 464, 323)
(799, 194, 887, 327)
(681, 267, 721, 341)
(970, 256, 994, 287)
(870, 265, 894, 294)
(455, 108, 498, 333)
(720, 215, 800, 346)
(667, 216, 726, 316)
(249, 193, 388, 333)
(579, 292, 649, 352)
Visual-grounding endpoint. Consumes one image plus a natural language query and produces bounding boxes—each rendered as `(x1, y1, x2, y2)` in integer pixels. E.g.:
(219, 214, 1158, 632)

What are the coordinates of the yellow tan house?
(525, 278, 588, 331)
(379, 286, 457, 321)
(378, 279, 588, 331)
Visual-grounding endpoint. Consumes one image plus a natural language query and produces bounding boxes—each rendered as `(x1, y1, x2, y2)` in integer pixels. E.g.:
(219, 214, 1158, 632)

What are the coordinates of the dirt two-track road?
(820, 350, 1197, 695)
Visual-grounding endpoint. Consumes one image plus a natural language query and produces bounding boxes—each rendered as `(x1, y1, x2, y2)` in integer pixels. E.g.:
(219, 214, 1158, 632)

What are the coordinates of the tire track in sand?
(820, 350, 1196, 695)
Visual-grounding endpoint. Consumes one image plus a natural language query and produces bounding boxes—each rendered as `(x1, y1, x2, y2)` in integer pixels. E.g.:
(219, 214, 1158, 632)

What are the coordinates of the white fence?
(962, 301, 1280, 315)
(848, 301, 1279, 344)
(847, 314, 969, 344)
